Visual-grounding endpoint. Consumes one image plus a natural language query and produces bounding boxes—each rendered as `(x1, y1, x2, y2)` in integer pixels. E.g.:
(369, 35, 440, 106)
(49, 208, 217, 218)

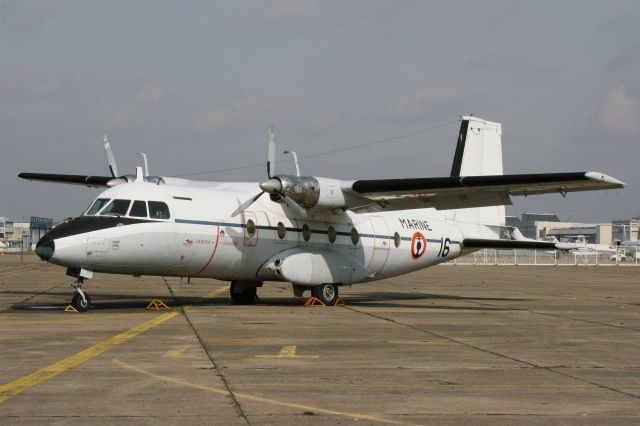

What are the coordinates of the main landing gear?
(67, 268, 93, 312)
(230, 280, 260, 305)
(311, 283, 339, 306)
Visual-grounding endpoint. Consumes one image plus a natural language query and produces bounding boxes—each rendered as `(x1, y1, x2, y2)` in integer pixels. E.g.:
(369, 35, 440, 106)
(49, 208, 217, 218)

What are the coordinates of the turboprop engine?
(260, 175, 346, 210)
(232, 128, 349, 217)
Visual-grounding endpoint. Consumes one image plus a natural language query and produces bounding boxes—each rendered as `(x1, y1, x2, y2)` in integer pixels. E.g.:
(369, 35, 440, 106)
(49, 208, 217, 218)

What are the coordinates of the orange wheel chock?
(304, 297, 326, 307)
(64, 305, 79, 313)
(146, 299, 170, 311)
(304, 297, 346, 307)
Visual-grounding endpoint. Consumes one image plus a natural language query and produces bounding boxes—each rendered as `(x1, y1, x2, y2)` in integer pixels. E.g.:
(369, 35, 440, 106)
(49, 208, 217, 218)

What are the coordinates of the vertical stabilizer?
(447, 116, 506, 237)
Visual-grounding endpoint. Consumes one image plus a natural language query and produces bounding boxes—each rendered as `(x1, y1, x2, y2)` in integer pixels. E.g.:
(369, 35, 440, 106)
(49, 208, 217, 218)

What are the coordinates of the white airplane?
(18, 117, 625, 312)
(560, 235, 617, 256)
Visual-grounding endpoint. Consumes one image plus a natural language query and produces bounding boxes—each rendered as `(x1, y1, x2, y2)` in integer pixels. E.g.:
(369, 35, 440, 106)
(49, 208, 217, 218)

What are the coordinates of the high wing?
(344, 171, 625, 212)
(17, 135, 122, 188)
(17, 173, 113, 188)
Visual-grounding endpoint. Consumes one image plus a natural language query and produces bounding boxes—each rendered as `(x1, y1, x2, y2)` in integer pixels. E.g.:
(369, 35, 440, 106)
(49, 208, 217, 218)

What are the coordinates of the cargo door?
(368, 216, 390, 275)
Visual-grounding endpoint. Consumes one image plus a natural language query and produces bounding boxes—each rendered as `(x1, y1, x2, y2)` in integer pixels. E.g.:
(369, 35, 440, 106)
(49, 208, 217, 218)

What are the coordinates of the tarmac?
(0, 254, 638, 425)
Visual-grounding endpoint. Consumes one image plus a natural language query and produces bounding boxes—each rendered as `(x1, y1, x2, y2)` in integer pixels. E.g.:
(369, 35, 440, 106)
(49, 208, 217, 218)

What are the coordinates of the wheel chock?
(304, 297, 326, 307)
(335, 297, 345, 306)
(64, 304, 79, 313)
(146, 299, 170, 310)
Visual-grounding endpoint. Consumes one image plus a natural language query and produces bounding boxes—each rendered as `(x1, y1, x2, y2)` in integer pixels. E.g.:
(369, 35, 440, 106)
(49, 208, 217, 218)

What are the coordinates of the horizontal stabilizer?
(18, 173, 113, 188)
(462, 238, 557, 250)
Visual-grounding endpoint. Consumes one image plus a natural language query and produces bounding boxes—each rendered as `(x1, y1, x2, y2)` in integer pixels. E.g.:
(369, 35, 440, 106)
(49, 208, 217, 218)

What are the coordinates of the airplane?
(558, 235, 617, 256)
(18, 116, 625, 312)
(0, 241, 7, 250)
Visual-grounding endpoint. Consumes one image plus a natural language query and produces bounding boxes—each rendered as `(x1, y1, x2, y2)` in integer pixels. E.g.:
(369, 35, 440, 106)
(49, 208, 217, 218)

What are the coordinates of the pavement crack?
(162, 278, 251, 425)
(343, 305, 640, 401)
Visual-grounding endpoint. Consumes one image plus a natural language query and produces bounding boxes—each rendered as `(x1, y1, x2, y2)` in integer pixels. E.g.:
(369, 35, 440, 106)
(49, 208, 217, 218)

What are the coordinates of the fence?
(449, 247, 640, 266)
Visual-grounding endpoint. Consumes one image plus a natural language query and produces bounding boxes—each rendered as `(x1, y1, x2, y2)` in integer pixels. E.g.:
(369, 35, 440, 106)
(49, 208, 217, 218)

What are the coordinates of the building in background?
(507, 213, 618, 245)
(506, 213, 560, 239)
(0, 216, 53, 250)
(612, 217, 640, 243)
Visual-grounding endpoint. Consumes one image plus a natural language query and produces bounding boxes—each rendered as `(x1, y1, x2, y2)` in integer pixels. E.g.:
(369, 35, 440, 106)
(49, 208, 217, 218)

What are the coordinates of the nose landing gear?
(66, 267, 93, 312)
(71, 285, 91, 312)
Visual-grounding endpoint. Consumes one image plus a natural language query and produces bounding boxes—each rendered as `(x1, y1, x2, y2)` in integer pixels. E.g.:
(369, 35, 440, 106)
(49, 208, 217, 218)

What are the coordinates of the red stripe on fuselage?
(193, 225, 220, 276)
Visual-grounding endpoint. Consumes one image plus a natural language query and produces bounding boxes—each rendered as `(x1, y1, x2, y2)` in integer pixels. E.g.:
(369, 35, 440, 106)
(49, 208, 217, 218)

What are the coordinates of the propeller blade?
(102, 135, 119, 178)
(231, 191, 264, 217)
(267, 126, 276, 178)
(281, 193, 307, 218)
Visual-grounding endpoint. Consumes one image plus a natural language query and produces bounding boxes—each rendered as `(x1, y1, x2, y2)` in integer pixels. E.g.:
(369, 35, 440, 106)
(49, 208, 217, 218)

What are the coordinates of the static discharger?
(146, 299, 170, 311)
(64, 305, 79, 313)
(304, 297, 345, 307)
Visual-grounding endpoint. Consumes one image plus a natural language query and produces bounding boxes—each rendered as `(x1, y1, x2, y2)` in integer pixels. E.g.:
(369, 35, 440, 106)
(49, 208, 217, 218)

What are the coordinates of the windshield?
(85, 198, 110, 216)
(99, 199, 131, 217)
(149, 201, 171, 219)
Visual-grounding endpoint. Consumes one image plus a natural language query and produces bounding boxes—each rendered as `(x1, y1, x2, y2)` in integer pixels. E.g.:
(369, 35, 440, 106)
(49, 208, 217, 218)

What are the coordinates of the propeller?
(102, 135, 119, 178)
(231, 128, 308, 218)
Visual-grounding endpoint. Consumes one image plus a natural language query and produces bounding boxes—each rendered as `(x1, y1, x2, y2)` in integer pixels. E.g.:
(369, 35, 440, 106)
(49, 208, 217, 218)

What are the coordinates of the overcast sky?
(1, 1, 638, 223)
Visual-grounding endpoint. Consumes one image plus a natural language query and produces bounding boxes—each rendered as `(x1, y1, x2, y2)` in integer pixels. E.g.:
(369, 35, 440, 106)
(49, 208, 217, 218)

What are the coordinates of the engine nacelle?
(275, 175, 346, 210)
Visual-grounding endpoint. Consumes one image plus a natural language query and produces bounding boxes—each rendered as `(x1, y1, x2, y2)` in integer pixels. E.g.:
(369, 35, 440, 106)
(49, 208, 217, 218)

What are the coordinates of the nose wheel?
(71, 288, 91, 312)
(66, 268, 93, 312)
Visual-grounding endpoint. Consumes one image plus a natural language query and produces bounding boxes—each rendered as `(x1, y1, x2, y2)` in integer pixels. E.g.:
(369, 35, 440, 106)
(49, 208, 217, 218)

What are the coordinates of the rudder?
(447, 116, 506, 237)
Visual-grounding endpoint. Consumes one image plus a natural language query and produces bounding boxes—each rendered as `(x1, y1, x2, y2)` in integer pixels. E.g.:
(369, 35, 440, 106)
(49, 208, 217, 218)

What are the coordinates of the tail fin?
(451, 116, 503, 177)
(447, 116, 506, 238)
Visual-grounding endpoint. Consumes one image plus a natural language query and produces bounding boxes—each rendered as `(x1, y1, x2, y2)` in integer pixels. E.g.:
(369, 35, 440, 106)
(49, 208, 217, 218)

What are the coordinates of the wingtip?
(585, 171, 626, 187)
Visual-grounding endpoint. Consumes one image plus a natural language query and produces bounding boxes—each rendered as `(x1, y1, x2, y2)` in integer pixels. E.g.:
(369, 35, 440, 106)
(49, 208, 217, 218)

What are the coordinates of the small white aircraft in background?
(19, 116, 624, 311)
(561, 235, 617, 257)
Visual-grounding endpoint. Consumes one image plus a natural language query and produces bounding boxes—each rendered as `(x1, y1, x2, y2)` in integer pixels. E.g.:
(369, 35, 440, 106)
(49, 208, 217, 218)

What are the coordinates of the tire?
(311, 283, 338, 306)
(71, 291, 90, 312)
(230, 281, 257, 305)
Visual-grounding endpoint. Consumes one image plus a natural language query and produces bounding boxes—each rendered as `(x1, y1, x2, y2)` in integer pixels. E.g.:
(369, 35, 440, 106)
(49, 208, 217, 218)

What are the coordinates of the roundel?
(411, 232, 427, 259)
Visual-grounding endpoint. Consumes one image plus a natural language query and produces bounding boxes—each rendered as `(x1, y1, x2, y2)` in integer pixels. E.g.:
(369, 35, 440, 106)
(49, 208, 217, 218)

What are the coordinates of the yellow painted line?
(255, 345, 319, 359)
(164, 344, 189, 358)
(206, 284, 230, 297)
(0, 312, 178, 404)
(113, 358, 402, 425)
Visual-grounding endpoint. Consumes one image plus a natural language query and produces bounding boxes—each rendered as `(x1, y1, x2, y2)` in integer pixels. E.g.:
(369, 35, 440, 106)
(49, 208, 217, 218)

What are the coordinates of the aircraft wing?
(17, 173, 113, 188)
(345, 172, 624, 212)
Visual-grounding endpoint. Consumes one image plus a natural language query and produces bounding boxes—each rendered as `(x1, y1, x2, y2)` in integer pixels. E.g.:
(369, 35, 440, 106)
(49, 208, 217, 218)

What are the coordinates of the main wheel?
(71, 291, 90, 312)
(311, 283, 338, 306)
(230, 281, 258, 305)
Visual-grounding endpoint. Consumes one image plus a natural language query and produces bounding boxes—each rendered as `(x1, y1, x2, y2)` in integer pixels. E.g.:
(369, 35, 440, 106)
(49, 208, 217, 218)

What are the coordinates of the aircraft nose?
(36, 235, 55, 260)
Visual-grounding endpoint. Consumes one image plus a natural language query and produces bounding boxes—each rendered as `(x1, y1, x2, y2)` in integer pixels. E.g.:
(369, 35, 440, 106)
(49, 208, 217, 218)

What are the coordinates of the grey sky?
(1, 1, 638, 222)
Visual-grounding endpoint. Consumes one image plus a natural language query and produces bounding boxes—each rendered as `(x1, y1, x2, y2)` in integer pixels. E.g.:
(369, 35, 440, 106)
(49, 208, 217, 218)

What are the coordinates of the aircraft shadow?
(7, 291, 527, 312)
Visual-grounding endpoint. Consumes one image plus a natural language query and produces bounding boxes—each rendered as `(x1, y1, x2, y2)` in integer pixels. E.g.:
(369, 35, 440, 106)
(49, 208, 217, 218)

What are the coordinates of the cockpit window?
(148, 201, 170, 219)
(129, 200, 148, 218)
(85, 198, 110, 216)
(100, 199, 131, 217)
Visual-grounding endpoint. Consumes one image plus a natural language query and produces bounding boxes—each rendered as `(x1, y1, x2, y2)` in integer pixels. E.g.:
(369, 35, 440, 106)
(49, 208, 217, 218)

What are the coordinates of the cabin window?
(350, 227, 360, 245)
(394, 232, 401, 248)
(246, 219, 257, 236)
(100, 199, 131, 217)
(148, 201, 171, 219)
(85, 198, 110, 216)
(302, 224, 311, 241)
(328, 226, 336, 243)
(276, 222, 286, 240)
(129, 200, 148, 218)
